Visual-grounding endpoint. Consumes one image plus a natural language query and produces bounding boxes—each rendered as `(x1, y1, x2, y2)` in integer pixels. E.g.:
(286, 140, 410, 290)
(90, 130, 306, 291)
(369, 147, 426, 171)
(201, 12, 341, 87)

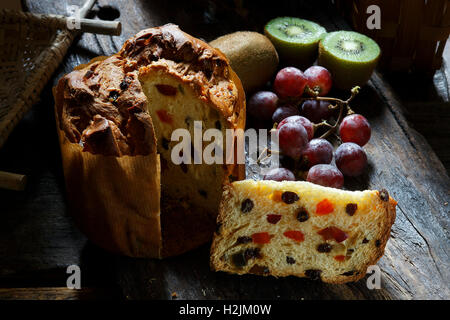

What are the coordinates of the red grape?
(263, 168, 296, 181)
(304, 66, 332, 96)
(278, 121, 309, 160)
(302, 138, 333, 168)
(277, 116, 314, 141)
(339, 114, 371, 146)
(247, 91, 279, 122)
(335, 142, 367, 176)
(307, 164, 344, 189)
(272, 105, 300, 124)
(301, 100, 333, 123)
(273, 67, 308, 99)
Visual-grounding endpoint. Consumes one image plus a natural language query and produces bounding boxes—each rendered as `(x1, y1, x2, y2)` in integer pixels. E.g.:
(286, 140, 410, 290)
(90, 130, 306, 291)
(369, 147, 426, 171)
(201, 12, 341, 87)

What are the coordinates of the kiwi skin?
(210, 32, 279, 93)
(318, 32, 380, 90)
(265, 30, 318, 69)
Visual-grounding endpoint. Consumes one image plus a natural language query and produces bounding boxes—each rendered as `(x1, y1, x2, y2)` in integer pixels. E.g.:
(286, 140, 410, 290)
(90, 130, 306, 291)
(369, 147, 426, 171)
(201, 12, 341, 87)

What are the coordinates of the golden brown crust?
(53, 83, 162, 257)
(209, 183, 234, 269)
(326, 195, 396, 283)
(56, 54, 154, 156)
(122, 23, 246, 133)
(120, 24, 231, 87)
(56, 24, 245, 157)
(122, 24, 245, 130)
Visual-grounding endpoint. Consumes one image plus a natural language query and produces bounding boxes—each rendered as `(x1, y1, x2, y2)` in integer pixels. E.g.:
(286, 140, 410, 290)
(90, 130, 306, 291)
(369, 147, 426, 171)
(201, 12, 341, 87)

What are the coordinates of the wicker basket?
(0, 9, 77, 149)
(335, 0, 450, 74)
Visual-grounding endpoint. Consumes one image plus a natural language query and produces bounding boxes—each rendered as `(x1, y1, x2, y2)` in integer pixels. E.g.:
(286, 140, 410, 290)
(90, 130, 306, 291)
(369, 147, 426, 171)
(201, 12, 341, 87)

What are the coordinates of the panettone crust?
(120, 24, 245, 128)
(56, 24, 245, 155)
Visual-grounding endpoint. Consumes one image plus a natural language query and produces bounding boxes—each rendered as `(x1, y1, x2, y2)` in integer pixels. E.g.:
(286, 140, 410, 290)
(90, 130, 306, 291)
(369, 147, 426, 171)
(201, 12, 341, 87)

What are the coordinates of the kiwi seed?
(265, 17, 326, 68)
(318, 31, 380, 90)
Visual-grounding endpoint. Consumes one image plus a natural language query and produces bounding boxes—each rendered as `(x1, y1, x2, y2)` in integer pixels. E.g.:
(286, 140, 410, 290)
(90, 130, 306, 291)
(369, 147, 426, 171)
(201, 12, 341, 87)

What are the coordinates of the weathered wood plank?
(0, 287, 117, 300)
(382, 38, 450, 171)
(0, 83, 86, 278)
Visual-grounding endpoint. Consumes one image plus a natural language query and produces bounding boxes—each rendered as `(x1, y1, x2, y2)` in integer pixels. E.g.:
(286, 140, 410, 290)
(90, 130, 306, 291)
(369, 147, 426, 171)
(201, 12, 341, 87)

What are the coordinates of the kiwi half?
(318, 31, 380, 90)
(265, 17, 326, 68)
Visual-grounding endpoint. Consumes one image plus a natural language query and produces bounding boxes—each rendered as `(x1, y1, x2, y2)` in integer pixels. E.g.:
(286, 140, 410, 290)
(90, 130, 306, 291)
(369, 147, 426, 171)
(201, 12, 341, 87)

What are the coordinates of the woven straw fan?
(0, 0, 121, 190)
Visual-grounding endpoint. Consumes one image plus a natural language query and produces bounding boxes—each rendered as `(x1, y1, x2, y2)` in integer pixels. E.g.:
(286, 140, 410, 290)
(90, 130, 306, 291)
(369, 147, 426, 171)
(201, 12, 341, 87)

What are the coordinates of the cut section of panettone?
(210, 180, 396, 283)
(138, 62, 236, 217)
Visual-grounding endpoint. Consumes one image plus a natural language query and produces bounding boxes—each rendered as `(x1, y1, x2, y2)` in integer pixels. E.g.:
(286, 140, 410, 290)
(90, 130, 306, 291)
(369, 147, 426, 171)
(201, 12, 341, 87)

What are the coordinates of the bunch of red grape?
(248, 66, 371, 189)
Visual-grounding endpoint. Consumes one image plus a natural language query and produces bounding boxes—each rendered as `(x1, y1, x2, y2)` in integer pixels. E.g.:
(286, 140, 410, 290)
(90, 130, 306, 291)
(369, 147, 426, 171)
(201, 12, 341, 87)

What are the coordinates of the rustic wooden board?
(0, 287, 117, 300)
(0, 0, 448, 300)
(384, 40, 450, 171)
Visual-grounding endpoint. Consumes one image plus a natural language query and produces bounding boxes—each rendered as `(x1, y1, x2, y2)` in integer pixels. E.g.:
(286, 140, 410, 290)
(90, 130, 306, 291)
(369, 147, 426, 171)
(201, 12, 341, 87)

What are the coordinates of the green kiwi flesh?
(318, 31, 380, 90)
(265, 17, 326, 68)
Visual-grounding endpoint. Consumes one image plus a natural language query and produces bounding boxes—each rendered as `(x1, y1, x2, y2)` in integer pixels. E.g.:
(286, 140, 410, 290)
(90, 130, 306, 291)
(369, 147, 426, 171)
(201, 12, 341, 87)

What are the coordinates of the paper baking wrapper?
(57, 127, 163, 257)
(57, 127, 219, 258)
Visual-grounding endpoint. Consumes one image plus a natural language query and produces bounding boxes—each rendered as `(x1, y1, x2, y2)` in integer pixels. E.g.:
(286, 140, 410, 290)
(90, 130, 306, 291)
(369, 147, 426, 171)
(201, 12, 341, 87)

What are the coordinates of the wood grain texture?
(0, 0, 447, 300)
(0, 287, 117, 300)
(383, 39, 450, 171)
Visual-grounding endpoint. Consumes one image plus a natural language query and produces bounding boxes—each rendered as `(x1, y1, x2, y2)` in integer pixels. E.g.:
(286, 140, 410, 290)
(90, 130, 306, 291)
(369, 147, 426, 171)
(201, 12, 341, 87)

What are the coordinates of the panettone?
(210, 180, 396, 283)
(53, 24, 246, 258)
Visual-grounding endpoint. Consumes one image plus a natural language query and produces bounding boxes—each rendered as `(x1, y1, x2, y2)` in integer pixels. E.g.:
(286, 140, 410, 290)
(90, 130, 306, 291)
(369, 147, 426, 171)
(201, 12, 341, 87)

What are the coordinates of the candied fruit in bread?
(210, 180, 396, 283)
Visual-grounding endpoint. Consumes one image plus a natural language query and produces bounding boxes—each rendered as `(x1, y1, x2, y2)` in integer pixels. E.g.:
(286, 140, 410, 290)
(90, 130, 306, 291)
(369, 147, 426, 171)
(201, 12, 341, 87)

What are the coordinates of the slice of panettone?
(53, 24, 245, 258)
(210, 180, 396, 283)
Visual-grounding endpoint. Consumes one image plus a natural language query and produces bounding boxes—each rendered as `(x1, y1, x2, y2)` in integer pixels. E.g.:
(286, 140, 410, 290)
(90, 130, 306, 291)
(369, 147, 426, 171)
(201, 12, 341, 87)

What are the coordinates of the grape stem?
(261, 87, 360, 168)
(313, 120, 333, 129)
(257, 146, 281, 165)
(299, 86, 360, 139)
(298, 86, 360, 105)
(319, 101, 345, 139)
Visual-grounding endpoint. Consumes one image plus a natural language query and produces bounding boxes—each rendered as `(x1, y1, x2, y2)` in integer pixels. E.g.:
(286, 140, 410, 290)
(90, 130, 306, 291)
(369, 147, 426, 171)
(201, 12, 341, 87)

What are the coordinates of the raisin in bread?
(53, 24, 245, 258)
(210, 180, 396, 283)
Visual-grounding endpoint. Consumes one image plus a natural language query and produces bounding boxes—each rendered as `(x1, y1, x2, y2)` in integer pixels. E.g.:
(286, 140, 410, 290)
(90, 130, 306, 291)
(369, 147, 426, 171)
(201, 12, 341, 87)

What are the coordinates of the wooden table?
(0, 0, 449, 300)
